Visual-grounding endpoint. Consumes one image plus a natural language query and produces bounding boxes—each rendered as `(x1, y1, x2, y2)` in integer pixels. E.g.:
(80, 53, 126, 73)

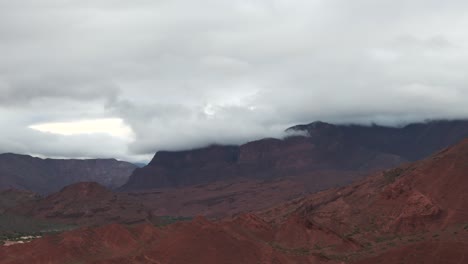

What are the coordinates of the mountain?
(0, 189, 39, 213)
(10, 182, 154, 226)
(128, 178, 307, 218)
(0, 154, 137, 194)
(267, 137, 468, 234)
(121, 119, 468, 191)
(258, 137, 468, 262)
(2, 138, 467, 263)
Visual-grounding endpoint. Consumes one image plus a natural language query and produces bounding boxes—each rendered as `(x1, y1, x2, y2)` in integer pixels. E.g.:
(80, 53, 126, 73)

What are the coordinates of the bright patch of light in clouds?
(29, 118, 134, 140)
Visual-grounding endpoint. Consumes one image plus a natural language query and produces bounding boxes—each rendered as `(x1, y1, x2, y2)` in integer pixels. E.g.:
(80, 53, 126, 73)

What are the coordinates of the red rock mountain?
(2, 138, 467, 263)
(0, 153, 137, 194)
(121, 120, 468, 191)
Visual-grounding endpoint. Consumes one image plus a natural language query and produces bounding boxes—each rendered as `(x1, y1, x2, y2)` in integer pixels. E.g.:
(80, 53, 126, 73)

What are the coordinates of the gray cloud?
(1, 0, 468, 161)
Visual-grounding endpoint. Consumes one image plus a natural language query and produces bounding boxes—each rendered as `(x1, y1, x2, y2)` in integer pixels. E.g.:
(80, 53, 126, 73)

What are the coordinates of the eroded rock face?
(121, 120, 468, 191)
(391, 191, 441, 232)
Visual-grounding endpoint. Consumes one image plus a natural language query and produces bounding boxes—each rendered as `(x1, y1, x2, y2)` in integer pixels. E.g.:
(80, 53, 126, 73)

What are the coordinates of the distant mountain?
(0, 154, 137, 194)
(132, 162, 148, 168)
(121, 119, 468, 191)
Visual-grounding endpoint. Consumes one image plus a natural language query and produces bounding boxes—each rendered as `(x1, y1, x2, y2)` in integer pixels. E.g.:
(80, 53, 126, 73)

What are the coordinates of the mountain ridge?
(121, 119, 468, 191)
(0, 154, 137, 194)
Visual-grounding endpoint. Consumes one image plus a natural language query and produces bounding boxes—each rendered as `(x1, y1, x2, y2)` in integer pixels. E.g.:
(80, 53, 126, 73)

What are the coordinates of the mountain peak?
(285, 120, 333, 132)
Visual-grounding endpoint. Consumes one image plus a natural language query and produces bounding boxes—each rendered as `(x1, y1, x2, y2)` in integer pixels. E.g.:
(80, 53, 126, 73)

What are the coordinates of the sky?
(1, 0, 468, 162)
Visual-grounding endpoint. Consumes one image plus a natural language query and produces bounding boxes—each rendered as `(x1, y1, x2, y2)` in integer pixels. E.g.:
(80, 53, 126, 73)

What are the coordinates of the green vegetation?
(383, 168, 405, 183)
(269, 242, 310, 256)
(156, 216, 193, 227)
(387, 241, 396, 247)
(0, 213, 76, 240)
(345, 226, 361, 238)
(375, 235, 398, 243)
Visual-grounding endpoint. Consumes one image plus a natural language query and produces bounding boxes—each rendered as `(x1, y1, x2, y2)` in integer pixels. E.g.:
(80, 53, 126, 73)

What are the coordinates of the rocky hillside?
(10, 182, 154, 226)
(0, 189, 39, 213)
(121, 120, 468, 191)
(0, 154, 137, 194)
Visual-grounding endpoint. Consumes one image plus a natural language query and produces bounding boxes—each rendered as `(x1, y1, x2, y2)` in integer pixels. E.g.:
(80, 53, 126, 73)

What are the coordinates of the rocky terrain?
(122, 120, 468, 191)
(0, 189, 39, 213)
(9, 182, 154, 226)
(1, 137, 467, 263)
(0, 154, 137, 194)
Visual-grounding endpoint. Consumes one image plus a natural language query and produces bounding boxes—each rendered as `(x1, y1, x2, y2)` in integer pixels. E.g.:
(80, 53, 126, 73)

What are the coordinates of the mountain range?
(0, 154, 137, 194)
(122, 120, 468, 192)
(1, 131, 467, 263)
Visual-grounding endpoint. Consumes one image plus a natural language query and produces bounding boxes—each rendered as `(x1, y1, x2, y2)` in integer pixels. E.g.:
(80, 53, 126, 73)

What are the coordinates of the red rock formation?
(265, 138, 468, 235)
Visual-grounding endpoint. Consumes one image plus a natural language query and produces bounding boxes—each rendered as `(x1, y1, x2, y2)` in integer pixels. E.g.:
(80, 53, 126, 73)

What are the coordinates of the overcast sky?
(1, 0, 468, 162)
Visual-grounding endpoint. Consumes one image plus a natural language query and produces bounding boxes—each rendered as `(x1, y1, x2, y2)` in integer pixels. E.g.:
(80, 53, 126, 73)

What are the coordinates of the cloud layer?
(1, 0, 468, 161)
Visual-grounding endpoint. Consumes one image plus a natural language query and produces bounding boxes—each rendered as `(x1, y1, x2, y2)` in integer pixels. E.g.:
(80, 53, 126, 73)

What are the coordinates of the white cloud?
(1, 0, 468, 160)
(29, 118, 134, 139)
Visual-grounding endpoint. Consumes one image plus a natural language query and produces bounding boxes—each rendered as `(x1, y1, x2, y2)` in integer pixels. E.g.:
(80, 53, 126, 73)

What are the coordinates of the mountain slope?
(0, 154, 137, 194)
(10, 182, 154, 226)
(121, 120, 468, 191)
(274, 137, 468, 234)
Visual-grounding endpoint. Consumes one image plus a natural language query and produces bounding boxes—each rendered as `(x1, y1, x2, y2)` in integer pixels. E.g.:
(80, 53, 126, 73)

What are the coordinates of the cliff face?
(121, 120, 468, 191)
(289, 119, 468, 160)
(0, 154, 137, 194)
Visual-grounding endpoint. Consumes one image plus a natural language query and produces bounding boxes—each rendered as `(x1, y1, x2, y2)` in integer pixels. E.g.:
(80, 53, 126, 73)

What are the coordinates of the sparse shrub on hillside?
(0, 213, 76, 238)
(383, 168, 405, 183)
(156, 216, 193, 227)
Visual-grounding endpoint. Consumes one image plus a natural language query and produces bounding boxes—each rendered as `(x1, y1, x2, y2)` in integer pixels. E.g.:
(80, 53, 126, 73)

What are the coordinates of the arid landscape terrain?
(0, 120, 468, 263)
(1, 1, 468, 263)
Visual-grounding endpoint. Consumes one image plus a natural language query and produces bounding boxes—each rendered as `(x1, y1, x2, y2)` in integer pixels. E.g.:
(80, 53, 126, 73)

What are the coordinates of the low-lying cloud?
(1, 0, 468, 161)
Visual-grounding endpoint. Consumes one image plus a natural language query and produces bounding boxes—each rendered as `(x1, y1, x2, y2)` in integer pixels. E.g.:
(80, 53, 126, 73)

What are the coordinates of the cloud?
(1, 0, 468, 161)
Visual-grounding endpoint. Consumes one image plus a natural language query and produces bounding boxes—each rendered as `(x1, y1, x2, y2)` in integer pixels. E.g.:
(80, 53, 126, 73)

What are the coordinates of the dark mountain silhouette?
(0, 154, 137, 194)
(121, 119, 468, 191)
